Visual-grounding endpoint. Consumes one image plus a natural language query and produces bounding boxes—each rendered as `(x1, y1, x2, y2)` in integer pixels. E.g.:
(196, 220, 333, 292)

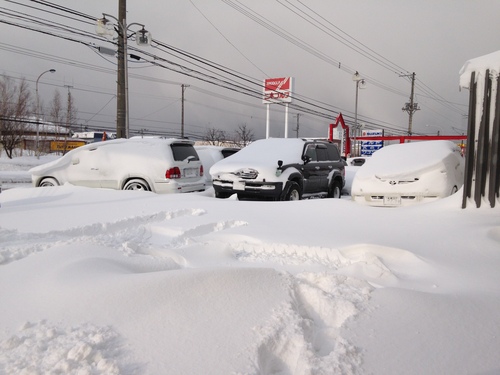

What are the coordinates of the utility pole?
(96, 2, 151, 140)
(295, 113, 300, 138)
(401, 72, 419, 135)
(116, 0, 127, 139)
(181, 84, 189, 138)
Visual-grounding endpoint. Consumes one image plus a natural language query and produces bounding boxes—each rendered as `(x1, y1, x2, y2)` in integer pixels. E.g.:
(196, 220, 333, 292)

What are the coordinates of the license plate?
(233, 180, 245, 191)
(384, 196, 401, 206)
(184, 168, 197, 177)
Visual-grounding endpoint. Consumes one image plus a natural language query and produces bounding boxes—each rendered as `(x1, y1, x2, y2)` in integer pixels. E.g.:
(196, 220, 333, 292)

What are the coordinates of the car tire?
(283, 182, 301, 201)
(39, 177, 59, 187)
(123, 179, 150, 191)
(328, 179, 342, 199)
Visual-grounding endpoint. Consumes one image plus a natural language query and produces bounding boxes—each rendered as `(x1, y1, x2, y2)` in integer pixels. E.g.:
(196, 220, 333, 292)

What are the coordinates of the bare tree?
(233, 123, 254, 147)
(0, 75, 31, 159)
(65, 88, 78, 134)
(49, 88, 78, 154)
(49, 89, 63, 140)
(204, 127, 227, 146)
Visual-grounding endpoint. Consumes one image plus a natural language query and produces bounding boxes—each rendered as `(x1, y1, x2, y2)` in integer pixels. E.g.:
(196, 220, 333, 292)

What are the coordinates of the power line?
(0, 2, 444, 137)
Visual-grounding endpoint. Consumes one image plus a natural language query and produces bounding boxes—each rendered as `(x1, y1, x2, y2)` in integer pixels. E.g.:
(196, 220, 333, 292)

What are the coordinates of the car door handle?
(315, 166, 320, 170)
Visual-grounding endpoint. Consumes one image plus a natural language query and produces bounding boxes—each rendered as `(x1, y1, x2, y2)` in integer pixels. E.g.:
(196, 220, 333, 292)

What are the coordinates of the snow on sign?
(263, 77, 293, 104)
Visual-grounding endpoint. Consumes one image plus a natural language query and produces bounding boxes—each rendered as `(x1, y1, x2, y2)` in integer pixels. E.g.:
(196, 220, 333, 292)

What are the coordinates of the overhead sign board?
(263, 77, 293, 104)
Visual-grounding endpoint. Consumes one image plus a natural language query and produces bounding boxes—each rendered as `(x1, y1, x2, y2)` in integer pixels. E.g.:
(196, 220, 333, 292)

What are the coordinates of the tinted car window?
(304, 144, 317, 161)
(326, 143, 341, 161)
(171, 144, 199, 161)
(221, 149, 239, 158)
(316, 146, 329, 162)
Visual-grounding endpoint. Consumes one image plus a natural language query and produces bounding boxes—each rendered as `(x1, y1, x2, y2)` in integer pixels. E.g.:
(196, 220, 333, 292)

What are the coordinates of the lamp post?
(352, 71, 366, 157)
(36, 69, 56, 155)
(96, 8, 151, 139)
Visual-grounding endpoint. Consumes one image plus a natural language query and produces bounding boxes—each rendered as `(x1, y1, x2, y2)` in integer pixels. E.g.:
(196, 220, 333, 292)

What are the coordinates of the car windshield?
(171, 144, 199, 162)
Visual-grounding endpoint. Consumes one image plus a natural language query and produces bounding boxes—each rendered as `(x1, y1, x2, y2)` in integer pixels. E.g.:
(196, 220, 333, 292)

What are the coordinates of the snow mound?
(231, 241, 433, 289)
(0, 320, 133, 374)
(337, 244, 433, 288)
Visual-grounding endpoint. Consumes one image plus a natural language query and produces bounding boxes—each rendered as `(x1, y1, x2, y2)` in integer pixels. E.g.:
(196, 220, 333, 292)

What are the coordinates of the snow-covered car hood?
(210, 138, 305, 178)
(354, 140, 463, 180)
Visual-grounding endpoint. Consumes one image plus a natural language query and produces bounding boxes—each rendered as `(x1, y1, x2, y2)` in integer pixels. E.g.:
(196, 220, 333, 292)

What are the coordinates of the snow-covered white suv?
(210, 138, 345, 201)
(30, 138, 205, 194)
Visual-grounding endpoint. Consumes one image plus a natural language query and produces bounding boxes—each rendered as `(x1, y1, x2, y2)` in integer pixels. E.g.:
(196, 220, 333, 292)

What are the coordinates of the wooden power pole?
(401, 72, 420, 135)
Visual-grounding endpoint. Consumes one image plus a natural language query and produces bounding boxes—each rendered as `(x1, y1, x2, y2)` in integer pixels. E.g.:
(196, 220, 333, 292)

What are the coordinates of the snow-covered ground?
(1, 152, 500, 374)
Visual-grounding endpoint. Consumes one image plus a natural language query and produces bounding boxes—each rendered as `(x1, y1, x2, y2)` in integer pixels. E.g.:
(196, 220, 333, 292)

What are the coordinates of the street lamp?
(96, 14, 151, 139)
(352, 71, 366, 157)
(36, 69, 56, 155)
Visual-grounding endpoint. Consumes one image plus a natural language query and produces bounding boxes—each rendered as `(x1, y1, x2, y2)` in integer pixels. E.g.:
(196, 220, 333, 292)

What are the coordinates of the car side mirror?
(276, 160, 283, 177)
(302, 155, 311, 164)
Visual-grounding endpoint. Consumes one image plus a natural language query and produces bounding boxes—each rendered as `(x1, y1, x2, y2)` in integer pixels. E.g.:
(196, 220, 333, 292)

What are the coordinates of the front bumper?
(213, 179, 284, 200)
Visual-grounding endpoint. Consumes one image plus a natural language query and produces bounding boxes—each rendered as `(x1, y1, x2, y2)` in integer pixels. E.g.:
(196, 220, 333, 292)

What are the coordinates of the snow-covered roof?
(459, 50, 500, 89)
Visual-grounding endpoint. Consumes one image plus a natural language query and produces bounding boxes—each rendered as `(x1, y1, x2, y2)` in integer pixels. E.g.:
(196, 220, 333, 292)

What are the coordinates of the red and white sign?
(263, 77, 293, 104)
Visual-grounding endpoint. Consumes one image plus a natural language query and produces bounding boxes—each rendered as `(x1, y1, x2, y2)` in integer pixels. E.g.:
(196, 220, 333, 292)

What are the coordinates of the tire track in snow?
(0, 208, 206, 265)
(232, 242, 432, 287)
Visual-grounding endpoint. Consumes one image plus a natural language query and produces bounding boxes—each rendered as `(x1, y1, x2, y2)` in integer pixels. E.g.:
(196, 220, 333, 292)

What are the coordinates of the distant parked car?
(347, 157, 369, 166)
(30, 138, 205, 194)
(351, 140, 464, 207)
(194, 145, 240, 184)
(210, 138, 345, 201)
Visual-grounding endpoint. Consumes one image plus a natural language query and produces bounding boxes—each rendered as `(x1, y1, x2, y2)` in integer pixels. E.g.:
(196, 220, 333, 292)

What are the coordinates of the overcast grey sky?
(1, 0, 499, 140)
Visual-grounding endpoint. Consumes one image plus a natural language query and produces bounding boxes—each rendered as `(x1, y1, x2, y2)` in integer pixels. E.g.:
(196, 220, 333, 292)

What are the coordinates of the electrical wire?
(0, 1, 455, 138)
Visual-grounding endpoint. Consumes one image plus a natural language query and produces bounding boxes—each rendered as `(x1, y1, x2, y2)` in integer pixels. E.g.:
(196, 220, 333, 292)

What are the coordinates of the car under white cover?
(351, 140, 465, 207)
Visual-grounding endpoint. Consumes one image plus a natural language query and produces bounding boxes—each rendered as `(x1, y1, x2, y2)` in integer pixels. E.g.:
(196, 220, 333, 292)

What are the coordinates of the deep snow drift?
(1, 154, 500, 375)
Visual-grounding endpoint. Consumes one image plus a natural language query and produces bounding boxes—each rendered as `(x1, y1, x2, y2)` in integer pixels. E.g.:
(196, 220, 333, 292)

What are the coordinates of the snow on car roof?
(210, 138, 306, 172)
(214, 138, 306, 164)
(29, 138, 193, 174)
(355, 140, 460, 179)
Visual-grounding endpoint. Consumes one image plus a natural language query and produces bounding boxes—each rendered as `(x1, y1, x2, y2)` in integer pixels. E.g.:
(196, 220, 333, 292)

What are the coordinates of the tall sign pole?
(262, 77, 293, 138)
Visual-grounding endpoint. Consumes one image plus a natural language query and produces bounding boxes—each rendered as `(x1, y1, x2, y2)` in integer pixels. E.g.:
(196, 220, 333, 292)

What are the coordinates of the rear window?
(171, 144, 199, 162)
